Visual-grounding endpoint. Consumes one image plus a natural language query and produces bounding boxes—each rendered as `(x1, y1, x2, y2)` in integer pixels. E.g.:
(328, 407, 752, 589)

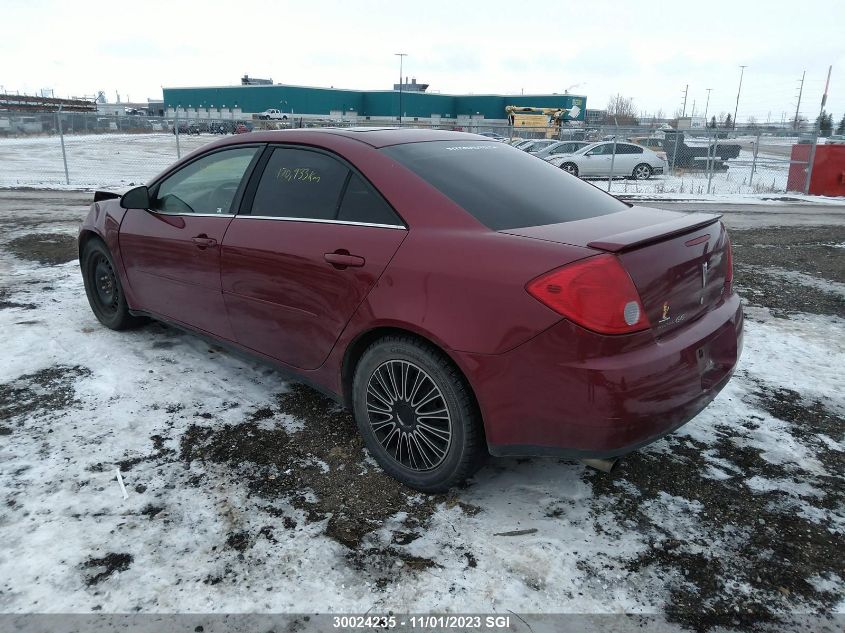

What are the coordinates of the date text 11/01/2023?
(332, 615, 512, 629)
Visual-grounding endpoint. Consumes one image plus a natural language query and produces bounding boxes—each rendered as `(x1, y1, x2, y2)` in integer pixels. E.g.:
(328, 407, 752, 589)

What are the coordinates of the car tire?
(632, 163, 653, 180)
(352, 335, 485, 492)
(81, 238, 145, 331)
(561, 162, 579, 177)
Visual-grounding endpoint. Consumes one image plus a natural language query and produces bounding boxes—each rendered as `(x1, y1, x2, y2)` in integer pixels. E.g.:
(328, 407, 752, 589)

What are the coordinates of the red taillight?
(526, 254, 651, 335)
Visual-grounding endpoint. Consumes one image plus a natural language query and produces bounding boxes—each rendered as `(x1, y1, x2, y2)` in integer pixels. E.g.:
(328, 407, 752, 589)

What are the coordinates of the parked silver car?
(547, 142, 666, 180)
(532, 140, 591, 160)
(518, 139, 558, 153)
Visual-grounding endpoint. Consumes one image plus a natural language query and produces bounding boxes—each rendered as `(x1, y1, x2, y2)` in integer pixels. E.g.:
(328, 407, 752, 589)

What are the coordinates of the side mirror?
(120, 185, 151, 209)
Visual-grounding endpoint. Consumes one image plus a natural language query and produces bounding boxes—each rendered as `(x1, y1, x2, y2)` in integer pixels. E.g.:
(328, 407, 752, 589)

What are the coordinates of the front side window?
(154, 147, 259, 214)
(586, 143, 612, 156)
(251, 148, 349, 219)
(382, 140, 626, 231)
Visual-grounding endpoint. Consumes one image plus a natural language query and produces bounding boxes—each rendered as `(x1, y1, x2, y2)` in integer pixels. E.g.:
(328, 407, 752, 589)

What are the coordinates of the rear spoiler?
(588, 213, 722, 252)
(93, 190, 121, 202)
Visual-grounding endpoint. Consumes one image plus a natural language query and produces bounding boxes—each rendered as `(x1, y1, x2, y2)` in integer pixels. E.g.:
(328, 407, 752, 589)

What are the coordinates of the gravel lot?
(0, 190, 843, 631)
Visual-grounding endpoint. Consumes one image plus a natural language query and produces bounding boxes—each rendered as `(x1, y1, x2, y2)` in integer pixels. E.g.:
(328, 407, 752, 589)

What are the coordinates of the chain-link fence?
(479, 123, 820, 196)
(0, 109, 825, 196)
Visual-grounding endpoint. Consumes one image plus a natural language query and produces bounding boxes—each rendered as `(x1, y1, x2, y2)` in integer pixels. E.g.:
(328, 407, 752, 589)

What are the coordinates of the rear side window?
(251, 148, 348, 219)
(618, 144, 644, 154)
(337, 174, 402, 226)
(382, 141, 626, 230)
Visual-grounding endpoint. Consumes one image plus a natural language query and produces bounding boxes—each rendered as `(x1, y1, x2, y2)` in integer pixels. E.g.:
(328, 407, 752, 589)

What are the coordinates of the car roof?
(236, 127, 491, 148)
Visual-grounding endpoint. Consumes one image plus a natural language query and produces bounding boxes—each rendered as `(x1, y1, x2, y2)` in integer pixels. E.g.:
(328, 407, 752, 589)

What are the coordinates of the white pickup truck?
(256, 109, 289, 120)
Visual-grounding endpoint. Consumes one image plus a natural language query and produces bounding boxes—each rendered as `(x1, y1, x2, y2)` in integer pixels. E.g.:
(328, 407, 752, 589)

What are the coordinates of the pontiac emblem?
(659, 302, 671, 323)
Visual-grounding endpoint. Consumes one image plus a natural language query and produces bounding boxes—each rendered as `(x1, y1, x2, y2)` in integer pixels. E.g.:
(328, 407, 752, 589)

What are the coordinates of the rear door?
(119, 146, 262, 338)
(221, 146, 407, 370)
(613, 143, 644, 176)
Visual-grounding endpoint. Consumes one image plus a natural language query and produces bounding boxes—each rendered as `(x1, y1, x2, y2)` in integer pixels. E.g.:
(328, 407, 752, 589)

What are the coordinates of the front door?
(119, 146, 262, 338)
(221, 146, 407, 370)
(582, 143, 614, 176)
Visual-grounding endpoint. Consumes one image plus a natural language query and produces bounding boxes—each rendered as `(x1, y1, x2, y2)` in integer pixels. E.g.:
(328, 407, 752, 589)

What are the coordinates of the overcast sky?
(3, 0, 843, 123)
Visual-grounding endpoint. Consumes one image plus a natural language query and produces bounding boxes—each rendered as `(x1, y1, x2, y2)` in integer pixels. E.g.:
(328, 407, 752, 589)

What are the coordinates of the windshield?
(381, 140, 627, 231)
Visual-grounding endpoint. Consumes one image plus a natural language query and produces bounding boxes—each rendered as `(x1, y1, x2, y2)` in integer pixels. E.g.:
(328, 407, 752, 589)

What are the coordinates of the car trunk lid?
(503, 206, 728, 336)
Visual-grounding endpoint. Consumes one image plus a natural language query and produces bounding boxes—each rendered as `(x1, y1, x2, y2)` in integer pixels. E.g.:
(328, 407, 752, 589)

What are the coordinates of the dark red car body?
(80, 128, 743, 459)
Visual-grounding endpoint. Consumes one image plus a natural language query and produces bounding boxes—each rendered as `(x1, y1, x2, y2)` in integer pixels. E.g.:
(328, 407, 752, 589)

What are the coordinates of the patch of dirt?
(731, 226, 845, 284)
(7, 232, 78, 265)
(0, 365, 91, 422)
(346, 545, 440, 582)
(584, 402, 844, 632)
(749, 382, 844, 513)
(139, 504, 164, 520)
(731, 225, 845, 318)
(87, 432, 177, 474)
(225, 530, 251, 552)
(82, 553, 133, 586)
(180, 384, 450, 551)
(731, 226, 845, 317)
(0, 287, 37, 310)
(734, 266, 844, 318)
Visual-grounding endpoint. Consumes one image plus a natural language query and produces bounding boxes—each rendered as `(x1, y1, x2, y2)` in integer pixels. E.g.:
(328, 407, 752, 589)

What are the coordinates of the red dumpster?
(788, 143, 845, 196)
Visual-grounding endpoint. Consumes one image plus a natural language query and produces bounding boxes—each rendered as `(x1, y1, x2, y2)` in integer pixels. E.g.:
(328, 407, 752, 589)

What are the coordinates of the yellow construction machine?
(505, 105, 581, 138)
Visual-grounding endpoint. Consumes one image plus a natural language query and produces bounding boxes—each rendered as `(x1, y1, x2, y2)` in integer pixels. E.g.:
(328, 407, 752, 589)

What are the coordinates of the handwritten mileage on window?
(277, 167, 321, 183)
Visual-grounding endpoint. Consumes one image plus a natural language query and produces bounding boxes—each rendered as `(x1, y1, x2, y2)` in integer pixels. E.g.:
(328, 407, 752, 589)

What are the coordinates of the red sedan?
(79, 128, 743, 491)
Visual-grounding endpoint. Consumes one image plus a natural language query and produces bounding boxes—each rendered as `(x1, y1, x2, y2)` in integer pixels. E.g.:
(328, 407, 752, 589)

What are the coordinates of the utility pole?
(805, 65, 833, 195)
(733, 65, 747, 129)
(691, 99, 696, 118)
(703, 88, 712, 122)
(793, 70, 805, 131)
(681, 84, 688, 117)
(395, 53, 408, 126)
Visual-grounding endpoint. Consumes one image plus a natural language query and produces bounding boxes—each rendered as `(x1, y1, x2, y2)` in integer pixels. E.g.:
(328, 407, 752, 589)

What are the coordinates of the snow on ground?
(0, 133, 214, 188)
(0, 192, 843, 630)
(0, 133, 809, 198)
(594, 150, 791, 197)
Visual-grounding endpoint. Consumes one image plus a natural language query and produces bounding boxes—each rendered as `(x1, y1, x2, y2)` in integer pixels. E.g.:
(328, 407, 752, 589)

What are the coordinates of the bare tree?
(607, 94, 638, 124)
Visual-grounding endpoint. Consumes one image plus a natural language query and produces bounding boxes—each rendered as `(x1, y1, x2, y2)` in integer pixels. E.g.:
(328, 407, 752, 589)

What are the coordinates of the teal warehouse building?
(162, 83, 586, 125)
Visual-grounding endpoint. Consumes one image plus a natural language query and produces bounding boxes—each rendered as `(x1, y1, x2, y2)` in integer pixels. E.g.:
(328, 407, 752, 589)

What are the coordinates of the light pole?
(395, 52, 407, 126)
(733, 66, 747, 129)
(703, 88, 712, 124)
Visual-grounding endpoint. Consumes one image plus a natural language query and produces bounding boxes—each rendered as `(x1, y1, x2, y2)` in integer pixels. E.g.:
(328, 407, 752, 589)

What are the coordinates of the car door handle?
(191, 235, 217, 249)
(324, 250, 365, 269)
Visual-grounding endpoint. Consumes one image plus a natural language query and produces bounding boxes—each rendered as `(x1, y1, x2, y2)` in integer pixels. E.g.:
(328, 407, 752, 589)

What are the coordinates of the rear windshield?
(381, 140, 626, 230)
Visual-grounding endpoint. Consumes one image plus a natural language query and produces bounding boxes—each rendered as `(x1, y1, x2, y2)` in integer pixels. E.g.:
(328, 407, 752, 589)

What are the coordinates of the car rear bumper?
(457, 293, 743, 458)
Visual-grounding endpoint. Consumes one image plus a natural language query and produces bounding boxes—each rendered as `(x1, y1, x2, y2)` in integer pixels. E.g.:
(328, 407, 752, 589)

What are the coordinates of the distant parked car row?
(170, 120, 253, 135)
(504, 136, 666, 180)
